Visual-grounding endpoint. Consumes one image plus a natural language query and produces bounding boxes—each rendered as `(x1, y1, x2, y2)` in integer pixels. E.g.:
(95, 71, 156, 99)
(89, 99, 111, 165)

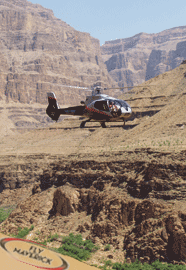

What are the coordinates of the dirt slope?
(1, 62, 186, 154)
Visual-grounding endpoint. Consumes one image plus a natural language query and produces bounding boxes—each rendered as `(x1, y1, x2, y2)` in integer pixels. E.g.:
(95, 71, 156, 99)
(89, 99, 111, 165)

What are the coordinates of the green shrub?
(40, 240, 47, 246)
(56, 233, 99, 261)
(0, 209, 10, 223)
(111, 259, 186, 270)
(47, 233, 59, 242)
(150, 259, 186, 269)
(14, 225, 34, 239)
(0, 206, 15, 223)
(112, 262, 125, 270)
(105, 260, 113, 267)
(104, 244, 111, 251)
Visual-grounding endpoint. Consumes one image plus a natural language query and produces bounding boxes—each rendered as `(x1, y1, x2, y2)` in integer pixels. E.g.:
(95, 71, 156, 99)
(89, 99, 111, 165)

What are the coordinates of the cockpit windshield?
(108, 100, 121, 107)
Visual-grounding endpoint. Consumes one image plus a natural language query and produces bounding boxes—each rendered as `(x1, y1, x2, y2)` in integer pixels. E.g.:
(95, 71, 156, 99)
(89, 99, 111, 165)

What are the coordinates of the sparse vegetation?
(121, 136, 185, 150)
(104, 244, 111, 251)
(47, 233, 59, 242)
(98, 259, 186, 270)
(91, 264, 98, 267)
(32, 233, 186, 269)
(40, 239, 47, 246)
(0, 206, 15, 223)
(12, 225, 34, 239)
(54, 233, 99, 261)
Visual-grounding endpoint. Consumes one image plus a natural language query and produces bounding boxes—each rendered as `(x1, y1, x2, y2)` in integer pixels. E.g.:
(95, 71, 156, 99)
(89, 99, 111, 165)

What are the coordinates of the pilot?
(103, 103, 107, 111)
(109, 101, 117, 112)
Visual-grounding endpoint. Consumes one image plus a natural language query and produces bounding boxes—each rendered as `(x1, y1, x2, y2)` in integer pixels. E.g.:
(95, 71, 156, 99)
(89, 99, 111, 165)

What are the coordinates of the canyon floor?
(0, 63, 186, 269)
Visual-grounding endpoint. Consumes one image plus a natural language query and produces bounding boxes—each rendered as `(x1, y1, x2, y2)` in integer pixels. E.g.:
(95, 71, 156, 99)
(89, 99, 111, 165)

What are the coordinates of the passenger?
(109, 101, 117, 112)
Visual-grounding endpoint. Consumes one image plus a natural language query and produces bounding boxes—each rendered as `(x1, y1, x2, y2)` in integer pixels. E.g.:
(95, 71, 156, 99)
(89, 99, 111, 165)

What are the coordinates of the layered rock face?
(0, 0, 116, 105)
(101, 27, 186, 87)
(1, 150, 186, 265)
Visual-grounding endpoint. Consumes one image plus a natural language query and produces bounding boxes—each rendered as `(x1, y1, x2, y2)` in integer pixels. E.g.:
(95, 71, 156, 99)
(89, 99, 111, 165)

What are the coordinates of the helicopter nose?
(121, 106, 132, 114)
(121, 106, 132, 119)
(127, 106, 132, 113)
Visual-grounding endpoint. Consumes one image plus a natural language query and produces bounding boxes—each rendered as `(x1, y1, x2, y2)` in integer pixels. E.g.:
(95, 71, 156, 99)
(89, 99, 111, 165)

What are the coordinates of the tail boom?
(46, 92, 86, 121)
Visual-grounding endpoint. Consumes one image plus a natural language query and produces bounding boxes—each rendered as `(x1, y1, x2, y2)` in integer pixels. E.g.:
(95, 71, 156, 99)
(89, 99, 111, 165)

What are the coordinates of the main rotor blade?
(42, 82, 92, 91)
(104, 86, 155, 90)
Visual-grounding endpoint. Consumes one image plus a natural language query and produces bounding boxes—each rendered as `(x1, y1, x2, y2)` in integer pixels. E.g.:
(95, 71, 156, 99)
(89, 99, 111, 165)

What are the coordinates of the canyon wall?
(101, 27, 186, 87)
(0, 0, 116, 105)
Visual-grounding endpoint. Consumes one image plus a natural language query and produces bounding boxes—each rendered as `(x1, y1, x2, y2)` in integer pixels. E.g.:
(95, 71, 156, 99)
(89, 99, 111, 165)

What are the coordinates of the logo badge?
(0, 237, 69, 269)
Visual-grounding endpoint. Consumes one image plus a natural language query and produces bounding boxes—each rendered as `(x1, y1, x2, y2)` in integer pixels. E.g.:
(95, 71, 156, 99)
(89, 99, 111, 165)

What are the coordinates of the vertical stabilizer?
(46, 92, 60, 121)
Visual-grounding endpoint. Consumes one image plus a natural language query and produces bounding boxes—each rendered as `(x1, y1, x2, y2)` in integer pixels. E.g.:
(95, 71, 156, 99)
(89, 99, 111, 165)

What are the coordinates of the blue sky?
(30, 0, 186, 45)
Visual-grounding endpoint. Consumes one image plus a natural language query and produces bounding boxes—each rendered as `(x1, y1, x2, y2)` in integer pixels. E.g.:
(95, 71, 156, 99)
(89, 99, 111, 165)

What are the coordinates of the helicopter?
(46, 86, 133, 128)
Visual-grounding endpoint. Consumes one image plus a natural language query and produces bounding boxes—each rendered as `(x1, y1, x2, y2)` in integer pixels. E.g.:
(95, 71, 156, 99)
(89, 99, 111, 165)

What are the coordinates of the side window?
(94, 101, 109, 111)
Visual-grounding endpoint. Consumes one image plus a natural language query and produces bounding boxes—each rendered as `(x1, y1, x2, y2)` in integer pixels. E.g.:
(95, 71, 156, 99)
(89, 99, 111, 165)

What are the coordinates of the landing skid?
(100, 122, 106, 128)
(80, 119, 107, 128)
(80, 121, 126, 128)
(80, 119, 91, 128)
